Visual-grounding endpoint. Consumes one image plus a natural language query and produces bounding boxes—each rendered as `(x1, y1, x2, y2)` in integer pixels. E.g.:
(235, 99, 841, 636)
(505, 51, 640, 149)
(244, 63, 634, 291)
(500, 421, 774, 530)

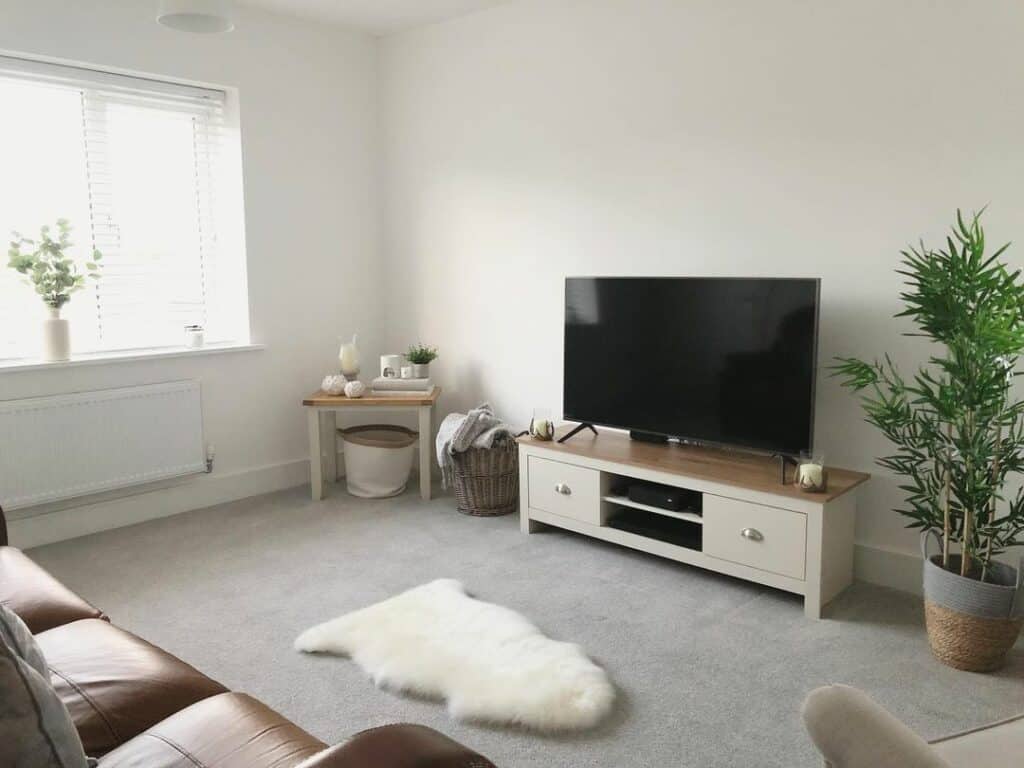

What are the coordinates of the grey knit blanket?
(435, 403, 516, 488)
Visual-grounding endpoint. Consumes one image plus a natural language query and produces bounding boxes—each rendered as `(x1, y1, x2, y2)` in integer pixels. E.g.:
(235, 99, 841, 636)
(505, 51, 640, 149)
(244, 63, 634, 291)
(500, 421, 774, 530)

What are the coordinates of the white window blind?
(0, 56, 245, 359)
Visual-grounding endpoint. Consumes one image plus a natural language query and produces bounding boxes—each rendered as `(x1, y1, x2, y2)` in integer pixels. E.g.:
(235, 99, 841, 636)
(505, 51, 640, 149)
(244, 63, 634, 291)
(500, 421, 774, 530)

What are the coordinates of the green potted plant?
(835, 210, 1024, 671)
(7, 219, 102, 362)
(406, 344, 438, 378)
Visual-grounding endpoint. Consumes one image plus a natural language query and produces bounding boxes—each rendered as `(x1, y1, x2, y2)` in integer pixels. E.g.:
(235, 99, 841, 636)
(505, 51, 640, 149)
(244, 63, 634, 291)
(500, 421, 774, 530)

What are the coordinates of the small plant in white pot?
(7, 219, 102, 362)
(835, 210, 1024, 672)
(406, 344, 438, 378)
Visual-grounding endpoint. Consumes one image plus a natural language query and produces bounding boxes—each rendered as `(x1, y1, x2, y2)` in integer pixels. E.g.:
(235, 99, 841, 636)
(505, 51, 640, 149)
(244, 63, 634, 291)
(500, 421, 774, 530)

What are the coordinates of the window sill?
(0, 342, 265, 373)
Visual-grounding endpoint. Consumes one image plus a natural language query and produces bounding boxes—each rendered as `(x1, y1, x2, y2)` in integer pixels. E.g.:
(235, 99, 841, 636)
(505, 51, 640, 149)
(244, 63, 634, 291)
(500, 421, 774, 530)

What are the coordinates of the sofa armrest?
(802, 685, 950, 768)
(295, 724, 496, 768)
(0, 547, 107, 633)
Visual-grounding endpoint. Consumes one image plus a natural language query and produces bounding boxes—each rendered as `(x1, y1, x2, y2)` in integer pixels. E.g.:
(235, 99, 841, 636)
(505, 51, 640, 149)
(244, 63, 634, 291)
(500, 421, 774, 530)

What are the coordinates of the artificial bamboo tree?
(834, 210, 1024, 581)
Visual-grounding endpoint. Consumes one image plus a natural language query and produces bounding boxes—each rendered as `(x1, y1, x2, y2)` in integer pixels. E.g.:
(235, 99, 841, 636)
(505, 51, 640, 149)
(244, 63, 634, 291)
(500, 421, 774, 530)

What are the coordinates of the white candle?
(532, 419, 553, 440)
(799, 463, 823, 488)
(339, 334, 360, 377)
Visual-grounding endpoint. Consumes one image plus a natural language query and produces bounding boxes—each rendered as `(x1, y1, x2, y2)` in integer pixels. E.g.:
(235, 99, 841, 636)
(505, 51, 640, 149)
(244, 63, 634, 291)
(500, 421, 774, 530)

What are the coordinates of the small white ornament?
(344, 380, 366, 398)
(322, 375, 346, 395)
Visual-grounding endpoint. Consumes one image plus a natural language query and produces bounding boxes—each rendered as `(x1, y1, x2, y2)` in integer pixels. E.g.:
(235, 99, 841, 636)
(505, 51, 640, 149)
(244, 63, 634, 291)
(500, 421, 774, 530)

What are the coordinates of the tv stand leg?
(557, 422, 598, 443)
(518, 443, 545, 534)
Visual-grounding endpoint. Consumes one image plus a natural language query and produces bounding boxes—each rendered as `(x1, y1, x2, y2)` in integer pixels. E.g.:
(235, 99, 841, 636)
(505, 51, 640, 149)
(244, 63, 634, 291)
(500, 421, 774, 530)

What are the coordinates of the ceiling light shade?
(157, 0, 234, 34)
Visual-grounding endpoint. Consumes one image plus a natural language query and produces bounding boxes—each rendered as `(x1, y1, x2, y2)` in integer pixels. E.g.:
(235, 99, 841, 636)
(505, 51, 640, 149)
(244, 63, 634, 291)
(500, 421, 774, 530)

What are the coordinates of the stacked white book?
(371, 377, 433, 393)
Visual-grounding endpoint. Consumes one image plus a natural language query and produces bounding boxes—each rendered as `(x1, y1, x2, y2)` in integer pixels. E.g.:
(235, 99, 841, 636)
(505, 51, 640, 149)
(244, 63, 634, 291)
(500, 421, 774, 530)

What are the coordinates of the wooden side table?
(302, 387, 442, 501)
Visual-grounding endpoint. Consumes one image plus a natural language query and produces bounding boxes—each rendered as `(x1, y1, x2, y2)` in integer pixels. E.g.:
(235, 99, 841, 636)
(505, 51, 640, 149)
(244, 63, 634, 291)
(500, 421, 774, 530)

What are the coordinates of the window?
(0, 56, 248, 360)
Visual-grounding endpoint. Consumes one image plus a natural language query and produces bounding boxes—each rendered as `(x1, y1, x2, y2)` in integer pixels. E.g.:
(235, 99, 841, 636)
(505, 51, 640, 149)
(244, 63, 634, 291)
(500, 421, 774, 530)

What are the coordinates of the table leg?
(324, 410, 338, 482)
(419, 405, 432, 500)
(307, 408, 324, 501)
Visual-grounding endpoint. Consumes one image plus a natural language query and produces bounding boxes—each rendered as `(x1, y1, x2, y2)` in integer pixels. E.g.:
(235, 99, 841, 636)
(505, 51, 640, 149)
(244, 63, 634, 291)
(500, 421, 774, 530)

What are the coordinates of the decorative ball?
(344, 380, 367, 398)
(321, 374, 346, 395)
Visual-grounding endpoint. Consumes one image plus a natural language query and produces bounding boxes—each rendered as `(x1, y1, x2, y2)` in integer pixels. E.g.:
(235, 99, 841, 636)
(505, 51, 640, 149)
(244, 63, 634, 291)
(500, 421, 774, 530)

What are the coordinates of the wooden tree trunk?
(943, 424, 952, 568)
(961, 411, 975, 578)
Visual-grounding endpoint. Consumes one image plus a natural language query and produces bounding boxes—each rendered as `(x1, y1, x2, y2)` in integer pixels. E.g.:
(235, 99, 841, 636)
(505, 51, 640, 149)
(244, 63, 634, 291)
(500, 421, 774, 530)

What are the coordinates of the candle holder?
(530, 408, 554, 441)
(339, 334, 360, 381)
(795, 451, 827, 493)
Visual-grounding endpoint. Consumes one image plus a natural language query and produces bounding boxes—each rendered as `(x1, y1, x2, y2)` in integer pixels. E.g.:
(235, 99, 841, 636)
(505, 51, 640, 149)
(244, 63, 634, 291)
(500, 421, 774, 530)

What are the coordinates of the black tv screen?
(563, 277, 820, 455)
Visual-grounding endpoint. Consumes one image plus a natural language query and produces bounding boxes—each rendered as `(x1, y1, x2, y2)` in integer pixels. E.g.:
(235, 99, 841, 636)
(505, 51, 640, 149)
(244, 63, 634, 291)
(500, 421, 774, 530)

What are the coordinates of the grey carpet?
(27, 486, 1024, 767)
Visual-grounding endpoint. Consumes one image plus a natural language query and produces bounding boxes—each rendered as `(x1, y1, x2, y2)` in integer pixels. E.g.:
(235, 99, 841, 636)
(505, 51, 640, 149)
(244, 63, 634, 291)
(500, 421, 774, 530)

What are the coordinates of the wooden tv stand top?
(518, 427, 869, 504)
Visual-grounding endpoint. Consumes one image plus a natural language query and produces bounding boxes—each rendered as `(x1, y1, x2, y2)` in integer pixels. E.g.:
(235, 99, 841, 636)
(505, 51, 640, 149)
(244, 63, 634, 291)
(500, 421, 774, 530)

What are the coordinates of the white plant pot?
(412, 363, 430, 378)
(42, 308, 70, 362)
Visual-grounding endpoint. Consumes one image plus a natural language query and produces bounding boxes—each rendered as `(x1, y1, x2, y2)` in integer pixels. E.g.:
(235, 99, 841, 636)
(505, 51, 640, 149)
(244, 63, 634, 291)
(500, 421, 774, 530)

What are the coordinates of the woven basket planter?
(921, 531, 1024, 672)
(451, 440, 519, 517)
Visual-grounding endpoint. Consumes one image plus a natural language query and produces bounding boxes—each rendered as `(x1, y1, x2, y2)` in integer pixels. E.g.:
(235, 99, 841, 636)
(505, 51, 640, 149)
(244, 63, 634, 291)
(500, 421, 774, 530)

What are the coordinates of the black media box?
(627, 481, 699, 513)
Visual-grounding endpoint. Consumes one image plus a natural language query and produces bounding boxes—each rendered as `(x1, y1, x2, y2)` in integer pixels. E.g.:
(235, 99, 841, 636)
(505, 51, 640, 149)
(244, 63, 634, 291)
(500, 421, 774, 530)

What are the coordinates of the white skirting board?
(6, 447, 421, 550)
(854, 542, 924, 596)
(9, 457, 309, 549)
(0, 380, 206, 511)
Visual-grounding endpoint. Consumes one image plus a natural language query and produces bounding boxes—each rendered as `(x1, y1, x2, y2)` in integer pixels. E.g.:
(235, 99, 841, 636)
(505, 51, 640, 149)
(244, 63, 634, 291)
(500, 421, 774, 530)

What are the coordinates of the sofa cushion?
(97, 692, 325, 768)
(932, 713, 1024, 767)
(0, 604, 90, 768)
(36, 618, 228, 756)
(0, 547, 106, 633)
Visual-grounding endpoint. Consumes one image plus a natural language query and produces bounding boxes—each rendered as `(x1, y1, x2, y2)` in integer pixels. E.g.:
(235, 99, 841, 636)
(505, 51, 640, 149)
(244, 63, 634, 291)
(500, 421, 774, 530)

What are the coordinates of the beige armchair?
(802, 684, 1024, 768)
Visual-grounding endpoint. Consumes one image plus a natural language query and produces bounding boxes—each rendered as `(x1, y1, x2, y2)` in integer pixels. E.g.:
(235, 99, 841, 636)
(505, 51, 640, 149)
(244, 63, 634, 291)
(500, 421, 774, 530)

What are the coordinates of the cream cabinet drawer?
(703, 495, 806, 580)
(527, 456, 600, 525)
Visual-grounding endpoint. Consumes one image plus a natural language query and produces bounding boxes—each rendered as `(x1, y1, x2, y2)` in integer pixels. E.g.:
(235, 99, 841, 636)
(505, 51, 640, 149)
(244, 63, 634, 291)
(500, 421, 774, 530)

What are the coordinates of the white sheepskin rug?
(294, 578, 614, 731)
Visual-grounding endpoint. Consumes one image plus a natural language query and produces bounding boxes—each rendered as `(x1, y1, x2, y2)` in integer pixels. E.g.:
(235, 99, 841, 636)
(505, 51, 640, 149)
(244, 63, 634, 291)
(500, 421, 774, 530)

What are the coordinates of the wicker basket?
(924, 600, 1024, 672)
(451, 440, 519, 516)
(921, 531, 1024, 672)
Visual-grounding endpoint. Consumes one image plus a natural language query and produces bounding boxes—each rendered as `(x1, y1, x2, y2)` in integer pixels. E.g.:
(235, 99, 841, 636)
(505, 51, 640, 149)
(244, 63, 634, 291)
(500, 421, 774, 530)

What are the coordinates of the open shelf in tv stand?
(517, 427, 869, 619)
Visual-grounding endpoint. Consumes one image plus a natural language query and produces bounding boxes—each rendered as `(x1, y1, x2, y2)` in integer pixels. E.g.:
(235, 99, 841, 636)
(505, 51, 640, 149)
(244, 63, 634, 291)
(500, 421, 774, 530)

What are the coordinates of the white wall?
(6, 0, 1022, 591)
(0, 0, 382, 546)
(380, 0, 1024, 589)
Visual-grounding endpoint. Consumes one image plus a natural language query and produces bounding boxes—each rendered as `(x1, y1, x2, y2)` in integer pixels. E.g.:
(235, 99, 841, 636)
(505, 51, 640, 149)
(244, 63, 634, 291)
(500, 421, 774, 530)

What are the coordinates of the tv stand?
(517, 426, 869, 619)
(556, 422, 598, 443)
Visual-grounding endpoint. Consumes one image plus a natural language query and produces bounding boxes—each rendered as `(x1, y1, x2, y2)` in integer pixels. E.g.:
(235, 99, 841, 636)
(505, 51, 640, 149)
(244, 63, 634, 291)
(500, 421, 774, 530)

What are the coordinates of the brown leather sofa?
(0, 507, 496, 768)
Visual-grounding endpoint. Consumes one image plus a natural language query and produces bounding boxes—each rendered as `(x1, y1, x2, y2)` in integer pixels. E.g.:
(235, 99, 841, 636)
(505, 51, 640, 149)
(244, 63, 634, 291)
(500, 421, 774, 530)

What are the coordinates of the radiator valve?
(205, 444, 215, 473)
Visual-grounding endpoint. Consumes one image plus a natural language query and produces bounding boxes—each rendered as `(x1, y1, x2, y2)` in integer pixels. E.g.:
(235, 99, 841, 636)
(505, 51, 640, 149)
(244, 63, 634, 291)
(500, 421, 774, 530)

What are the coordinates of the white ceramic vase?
(42, 307, 70, 362)
(412, 363, 429, 378)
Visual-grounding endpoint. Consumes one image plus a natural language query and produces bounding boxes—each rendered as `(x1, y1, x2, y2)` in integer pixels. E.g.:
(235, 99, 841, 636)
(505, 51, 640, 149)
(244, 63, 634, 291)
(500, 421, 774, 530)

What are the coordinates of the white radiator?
(0, 380, 205, 510)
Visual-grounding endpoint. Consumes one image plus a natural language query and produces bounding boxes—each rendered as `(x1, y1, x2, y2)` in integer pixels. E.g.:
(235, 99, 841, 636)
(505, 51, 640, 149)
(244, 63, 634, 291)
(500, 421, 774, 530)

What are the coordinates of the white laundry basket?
(339, 424, 418, 498)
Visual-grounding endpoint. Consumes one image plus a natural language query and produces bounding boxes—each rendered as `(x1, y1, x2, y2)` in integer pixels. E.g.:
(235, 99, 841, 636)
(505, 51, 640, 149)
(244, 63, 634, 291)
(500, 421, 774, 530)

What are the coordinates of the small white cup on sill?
(184, 325, 204, 348)
(400, 365, 414, 379)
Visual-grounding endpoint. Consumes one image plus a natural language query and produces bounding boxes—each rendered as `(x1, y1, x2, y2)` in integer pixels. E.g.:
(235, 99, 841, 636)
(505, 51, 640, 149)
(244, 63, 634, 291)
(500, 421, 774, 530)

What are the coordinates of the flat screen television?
(563, 277, 820, 456)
